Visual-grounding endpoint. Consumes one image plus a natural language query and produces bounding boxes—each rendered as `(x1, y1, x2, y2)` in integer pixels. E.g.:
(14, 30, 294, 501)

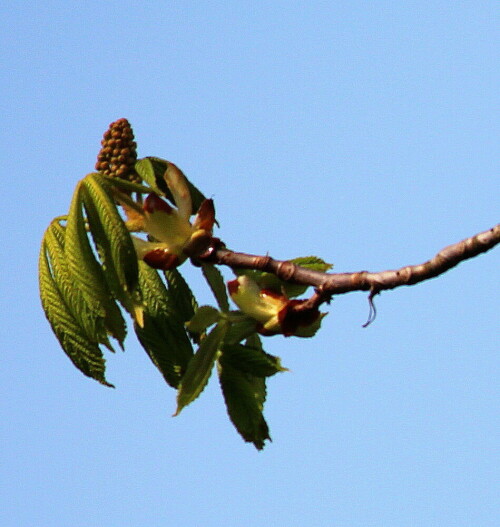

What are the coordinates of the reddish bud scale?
(227, 279, 240, 296)
(143, 249, 180, 270)
(144, 193, 173, 214)
(278, 300, 320, 337)
(195, 199, 216, 231)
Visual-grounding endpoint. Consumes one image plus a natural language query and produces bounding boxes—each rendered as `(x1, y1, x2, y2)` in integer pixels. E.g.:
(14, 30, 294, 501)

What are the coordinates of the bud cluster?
(132, 163, 215, 270)
(228, 276, 324, 338)
(95, 118, 140, 183)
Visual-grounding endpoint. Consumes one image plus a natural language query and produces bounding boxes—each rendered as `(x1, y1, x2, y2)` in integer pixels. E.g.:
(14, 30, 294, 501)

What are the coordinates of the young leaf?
(64, 181, 126, 346)
(134, 262, 193, 387)
(186, 305, 221, 334)
(82, 173, 139, 294)
(136, 157, 206, 213)
(135, 313, 193, 388)
(175, 320, 229, 415)
(135, 158, 165, 196)
(218, 360, 270, 450)
(201, 264, 229, 312)
(44, 222, 109, 346)
(221, 343, 287, 377)
(100, 174, 153, 195)
(164, 268, 198, 324)
(223, 314, 258, 345)
(290, 256, 333, 272)
(39, 239, 113, 387)
(235, 256, 333, 298)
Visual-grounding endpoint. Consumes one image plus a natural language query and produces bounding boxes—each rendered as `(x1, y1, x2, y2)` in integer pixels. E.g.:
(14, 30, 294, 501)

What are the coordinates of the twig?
(199, 224, 500, 303)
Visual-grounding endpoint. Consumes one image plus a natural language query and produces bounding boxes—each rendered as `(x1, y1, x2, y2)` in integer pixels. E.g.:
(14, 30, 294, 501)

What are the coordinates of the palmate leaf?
(135, 157, 206, 213)
(134, 262, 193, 388)
(64, 181, 126, 347)
(39, 238, 113, 387)
(201, 264, 229, 312)
(175, 320, 229, 416)
(217, 360, 270, 450)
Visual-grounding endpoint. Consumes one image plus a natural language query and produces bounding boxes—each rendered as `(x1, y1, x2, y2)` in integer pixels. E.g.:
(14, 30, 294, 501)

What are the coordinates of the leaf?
(186, 305, 221, 334)
(39, 237, 113, 387)
(100, 174, 153, 195)
(235, 255, 333, 298)
(135, 158, 165, 196)
(44, 222, 107, 345)
(290, 256, 333, 272)
(175, 320, 228, 415)
(224, 313, 258, 345)
(82, 173, 139, 294)
(136, 157, 206, 213)
(221, 343, 287, 377)
(134, 262, 193, 388)
(201, 264, 229, 312)
(164, 268, 197, 324)
(64, 181, 126, 347)
(218, 360, 271, 450)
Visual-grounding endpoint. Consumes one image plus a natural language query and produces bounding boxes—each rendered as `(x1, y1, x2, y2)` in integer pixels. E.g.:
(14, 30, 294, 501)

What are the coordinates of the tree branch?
(199, 224, 500, 302)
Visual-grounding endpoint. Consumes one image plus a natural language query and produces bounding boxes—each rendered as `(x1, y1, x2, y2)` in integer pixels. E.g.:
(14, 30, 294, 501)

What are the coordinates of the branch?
(199, 224, 500, 302)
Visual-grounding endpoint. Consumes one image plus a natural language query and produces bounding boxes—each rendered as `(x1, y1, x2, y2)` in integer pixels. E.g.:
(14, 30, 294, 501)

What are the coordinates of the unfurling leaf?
(135, 262, 193, 388)
(218, 360, 270, 450)
(81, 174, 143, 325)
(175, 320, 229, 415)
(82, 173, 138, 294)
(135, 157, 206, 213)
(235, 255, 333, 298)
(64, 181, 126, 347)
(39, 237, 113, 387)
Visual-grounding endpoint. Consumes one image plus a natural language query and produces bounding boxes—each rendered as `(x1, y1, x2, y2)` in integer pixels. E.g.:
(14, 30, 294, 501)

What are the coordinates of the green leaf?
(235, 255, 333, 298)
(64, 181, 126, 347)
(290, 256, 333, 272)
(223, 313, 258, 345)
(175, 320, 229, 415)
(164, 268, 197, 324)
(44, 222, 107, 345)
(134, 262, 193, 388)
(39, 237, 113, 387)
(135, 158, 165, 196)
(82, 173, 139, 294)
(100, 174, 153, 195)
(218, 360, 270, 450)
(201, 264, 229, 312)
(186, 305, 221, 334)
(221, 343, 287, 377)
(136, 157, 206, 213)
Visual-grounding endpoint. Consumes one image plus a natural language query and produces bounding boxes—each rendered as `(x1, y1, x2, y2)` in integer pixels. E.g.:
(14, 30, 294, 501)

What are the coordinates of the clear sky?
(1, 2, 498, 526)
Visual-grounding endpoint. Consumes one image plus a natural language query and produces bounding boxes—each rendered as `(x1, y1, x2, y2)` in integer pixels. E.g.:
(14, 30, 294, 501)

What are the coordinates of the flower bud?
(228, 276, 324, 337)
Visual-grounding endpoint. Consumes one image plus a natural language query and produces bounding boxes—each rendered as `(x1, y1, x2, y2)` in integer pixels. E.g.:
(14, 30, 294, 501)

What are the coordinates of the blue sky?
(1, 2, 498, 526)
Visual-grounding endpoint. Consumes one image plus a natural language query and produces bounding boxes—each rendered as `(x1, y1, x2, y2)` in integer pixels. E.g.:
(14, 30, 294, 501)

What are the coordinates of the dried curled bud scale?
(95, 118, 140, 183)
